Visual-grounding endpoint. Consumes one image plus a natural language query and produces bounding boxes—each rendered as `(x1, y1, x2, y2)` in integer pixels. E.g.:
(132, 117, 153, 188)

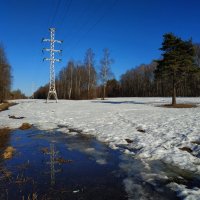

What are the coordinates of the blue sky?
(1, 0, 200, 96)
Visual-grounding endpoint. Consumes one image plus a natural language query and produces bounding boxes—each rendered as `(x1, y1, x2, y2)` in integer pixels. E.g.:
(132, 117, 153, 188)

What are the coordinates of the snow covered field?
(1, 97, 200, 199)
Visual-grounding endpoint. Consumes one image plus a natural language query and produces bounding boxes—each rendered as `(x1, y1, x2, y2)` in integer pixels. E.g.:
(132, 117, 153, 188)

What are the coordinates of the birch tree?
(67, 61, 74, 99)
(100, 48, 113, 100)
(84, 48, 96, 99)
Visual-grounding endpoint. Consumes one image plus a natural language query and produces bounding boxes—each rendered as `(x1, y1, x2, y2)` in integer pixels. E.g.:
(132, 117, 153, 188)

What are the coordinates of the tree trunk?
(87, 68, 90, 100)
(87, 84, 90, 99)
(172, 78, 176, 105)
(68, 88, 72, 99)
(102, 84, 106, 100)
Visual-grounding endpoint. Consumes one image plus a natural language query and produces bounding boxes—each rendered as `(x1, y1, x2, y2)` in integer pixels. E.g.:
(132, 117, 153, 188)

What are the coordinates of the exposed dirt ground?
(162, 104, 197, 108)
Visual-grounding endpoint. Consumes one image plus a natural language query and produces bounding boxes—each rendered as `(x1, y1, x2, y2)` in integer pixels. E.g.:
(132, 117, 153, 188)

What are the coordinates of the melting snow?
(0, 97, 200, 199)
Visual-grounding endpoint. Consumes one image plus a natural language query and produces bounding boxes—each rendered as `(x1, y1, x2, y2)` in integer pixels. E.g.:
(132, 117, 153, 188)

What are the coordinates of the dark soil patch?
(125, 139, 133, 143)
(191, 141, 200, 145)
(162, 104, 197, 108)
(179, 147, 193, 153)
(137, 128, 146, 133)
(166, 176, 188, 185)
(68, 128, 82, 134)
(0, 102, 17, 112)
(19, 123, 32, 130)
(9, 115, 25, 119)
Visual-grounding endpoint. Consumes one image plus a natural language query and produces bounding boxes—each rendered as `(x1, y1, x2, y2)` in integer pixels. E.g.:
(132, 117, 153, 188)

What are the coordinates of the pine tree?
(155, 33, 197, 105)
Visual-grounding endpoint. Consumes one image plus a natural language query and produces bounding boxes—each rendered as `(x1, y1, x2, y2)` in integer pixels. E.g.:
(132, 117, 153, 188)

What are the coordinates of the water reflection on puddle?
(0, 129, 178, 200)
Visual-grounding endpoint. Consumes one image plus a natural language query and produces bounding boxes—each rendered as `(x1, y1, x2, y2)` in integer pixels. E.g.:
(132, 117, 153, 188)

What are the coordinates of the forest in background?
(0, 45, 26, 102)
(34, 34, 200, 101)
(1, 33, 200, 102)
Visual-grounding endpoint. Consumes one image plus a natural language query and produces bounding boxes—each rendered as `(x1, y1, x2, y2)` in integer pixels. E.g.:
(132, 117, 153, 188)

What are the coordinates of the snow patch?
(168, 182, 200, 200)
(1, 98, 200, 198)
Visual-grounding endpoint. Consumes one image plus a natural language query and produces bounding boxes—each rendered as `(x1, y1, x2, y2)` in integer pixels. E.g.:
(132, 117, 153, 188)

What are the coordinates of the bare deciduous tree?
(84, 48, 97, 99)
(0, 44, 12, 102)
(100, 48, 113, 100)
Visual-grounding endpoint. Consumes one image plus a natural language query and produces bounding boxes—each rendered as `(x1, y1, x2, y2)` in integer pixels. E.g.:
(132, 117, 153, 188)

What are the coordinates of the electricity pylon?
(46, 143, 60, 186)
(42, 28, 63, 103)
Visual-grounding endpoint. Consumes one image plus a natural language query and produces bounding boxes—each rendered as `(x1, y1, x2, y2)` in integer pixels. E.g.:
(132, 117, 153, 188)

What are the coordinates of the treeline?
(120, 39, 200, 100)
(0, 44, 27, 102)
(120, 62, 157, 97)
(117, 38, 200, 99)
(10, 89, 26, 100)
(120, 60, 200, 97)
(0, 44, 12, 102)
(35, 48, 113, 99)
(35, 35, 200, 100)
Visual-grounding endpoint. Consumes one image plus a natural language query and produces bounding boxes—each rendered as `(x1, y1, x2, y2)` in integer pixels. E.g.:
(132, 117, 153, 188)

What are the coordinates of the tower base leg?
(47, 90, 58, 103)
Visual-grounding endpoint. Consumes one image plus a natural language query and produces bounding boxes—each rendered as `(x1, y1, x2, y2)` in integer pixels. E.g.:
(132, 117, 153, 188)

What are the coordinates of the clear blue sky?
(1, 0, 200, 96)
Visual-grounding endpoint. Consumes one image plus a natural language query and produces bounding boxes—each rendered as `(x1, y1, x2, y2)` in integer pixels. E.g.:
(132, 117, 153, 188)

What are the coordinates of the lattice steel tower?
(46, 143, 60, 186)
(42, 28, 63, 102)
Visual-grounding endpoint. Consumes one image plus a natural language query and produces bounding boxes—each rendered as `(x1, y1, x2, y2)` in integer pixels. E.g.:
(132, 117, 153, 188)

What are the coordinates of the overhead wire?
(50, 0, 62, 27)
(58, 0, 72, 30)
(56, 0, 104, 66)
(61, 1, 97, 41)
(41, 0, 119, 67)
(41, 1, 55, 38)
(67, 0, 119, 51)
(62, 0, 106, 49)
(41, 0, 64, 63)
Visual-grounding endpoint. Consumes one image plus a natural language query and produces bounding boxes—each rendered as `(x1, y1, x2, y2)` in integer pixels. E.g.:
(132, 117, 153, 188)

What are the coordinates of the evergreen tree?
(0, 44, 12, 102)
(155, 33, 197, 105)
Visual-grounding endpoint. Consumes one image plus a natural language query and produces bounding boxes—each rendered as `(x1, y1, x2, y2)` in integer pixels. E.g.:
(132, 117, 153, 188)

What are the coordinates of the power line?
(62, 0, 105, 45)
(50, 0, 62, 27)
(61, 1, 97, 41)
(67, 0, 119, 51)
(58, 0, 72, 30)
(41, 2, 55, 40)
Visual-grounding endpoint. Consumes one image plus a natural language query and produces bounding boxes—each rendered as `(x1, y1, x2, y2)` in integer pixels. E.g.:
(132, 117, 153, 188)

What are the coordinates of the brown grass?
(0, 128, 11, 151)
(19, 123, 32, 130)
(0, 166, 12, 179)
(0, 102, 17, 112)
(3, 146, 16, 159)
(0, 127, 11, 136)
(162, 104, 197, 108)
